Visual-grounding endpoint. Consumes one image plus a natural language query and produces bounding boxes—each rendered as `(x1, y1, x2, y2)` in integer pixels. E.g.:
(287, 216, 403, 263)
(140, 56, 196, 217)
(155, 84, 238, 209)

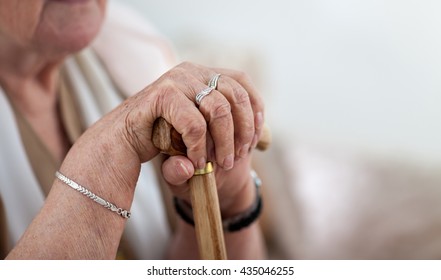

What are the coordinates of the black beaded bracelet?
(173, 170, 263, 232)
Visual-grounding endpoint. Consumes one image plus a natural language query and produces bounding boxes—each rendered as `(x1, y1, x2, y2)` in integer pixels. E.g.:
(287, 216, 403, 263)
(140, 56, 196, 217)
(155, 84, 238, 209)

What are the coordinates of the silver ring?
(208, 73, 221, 89)
(195, 87, 214, 106)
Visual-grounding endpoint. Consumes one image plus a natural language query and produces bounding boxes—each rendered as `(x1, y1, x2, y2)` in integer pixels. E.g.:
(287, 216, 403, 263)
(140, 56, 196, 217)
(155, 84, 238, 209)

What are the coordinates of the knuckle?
(162, 67, 184, 82)
(153, 84, 174, 116)
(211, 101, 232, 120)
(157, 83, 175, 99)
(185, 120, 206, 139)
(232, 87, 250, 105)
(183, 120, 206, 153)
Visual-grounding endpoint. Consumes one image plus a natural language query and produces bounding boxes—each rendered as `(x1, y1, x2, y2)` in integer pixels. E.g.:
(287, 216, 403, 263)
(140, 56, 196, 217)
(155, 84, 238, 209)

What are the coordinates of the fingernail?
(197, 157, 206, 169)
(238, 143, 250, 158)
(251, 133, 258, 149)
(223, 154, 234, 170)
(255, 112, 264, 130)
(179, 162, 191, 177)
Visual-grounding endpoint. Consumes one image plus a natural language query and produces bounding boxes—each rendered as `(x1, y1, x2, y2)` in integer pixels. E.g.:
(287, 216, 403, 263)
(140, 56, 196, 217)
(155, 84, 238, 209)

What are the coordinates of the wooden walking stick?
(152, 117, 271, 259)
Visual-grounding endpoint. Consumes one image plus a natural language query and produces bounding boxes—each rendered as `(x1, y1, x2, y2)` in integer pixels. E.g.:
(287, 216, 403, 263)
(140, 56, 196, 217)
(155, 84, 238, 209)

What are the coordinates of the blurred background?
(123, 0, 441, 259)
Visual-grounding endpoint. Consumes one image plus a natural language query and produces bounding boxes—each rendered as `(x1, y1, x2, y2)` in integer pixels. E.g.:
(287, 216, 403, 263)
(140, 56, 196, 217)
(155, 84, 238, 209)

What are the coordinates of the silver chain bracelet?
(55, 171, 131, 219)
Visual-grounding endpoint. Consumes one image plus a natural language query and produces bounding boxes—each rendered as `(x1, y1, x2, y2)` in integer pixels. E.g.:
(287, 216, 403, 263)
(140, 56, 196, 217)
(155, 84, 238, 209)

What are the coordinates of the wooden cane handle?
(152, 117, 271, 155)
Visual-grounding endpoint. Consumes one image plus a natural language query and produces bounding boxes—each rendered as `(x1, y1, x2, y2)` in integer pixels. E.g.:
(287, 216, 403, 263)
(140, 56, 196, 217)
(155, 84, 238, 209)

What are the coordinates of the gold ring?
(194, 162, 214, 175)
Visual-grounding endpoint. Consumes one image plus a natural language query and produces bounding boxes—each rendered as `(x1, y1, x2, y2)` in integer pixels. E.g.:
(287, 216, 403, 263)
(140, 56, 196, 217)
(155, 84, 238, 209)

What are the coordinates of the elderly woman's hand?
(60, 62, 264, 205)
(124, 62, 264, 167)
(155, 63, 265, 218)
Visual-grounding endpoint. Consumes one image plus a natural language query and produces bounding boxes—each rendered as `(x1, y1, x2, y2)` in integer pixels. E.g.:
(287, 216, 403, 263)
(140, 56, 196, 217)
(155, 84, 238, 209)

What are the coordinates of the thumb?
(161, 155, 194, 187)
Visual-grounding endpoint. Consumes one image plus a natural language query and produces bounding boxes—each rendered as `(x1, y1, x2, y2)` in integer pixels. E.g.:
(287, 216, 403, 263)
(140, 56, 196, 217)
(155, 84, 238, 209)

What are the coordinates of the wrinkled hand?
(125, 62, 264, 167)
(152, 63, 264, 215)
(61, 62, 264, 209)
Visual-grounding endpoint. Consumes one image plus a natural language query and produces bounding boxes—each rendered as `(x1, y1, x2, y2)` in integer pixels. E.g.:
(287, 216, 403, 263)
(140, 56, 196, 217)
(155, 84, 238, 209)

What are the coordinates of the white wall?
(123, 0, 441, 165)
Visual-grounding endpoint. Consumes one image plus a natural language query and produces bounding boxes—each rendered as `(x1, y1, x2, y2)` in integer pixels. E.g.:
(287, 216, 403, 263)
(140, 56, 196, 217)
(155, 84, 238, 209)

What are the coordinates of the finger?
(197, 90, 235, 170)
(153, 75, 208, 169)
(166, 64, 236, 170)
(213, 75, 255, 159)
(162, 62, 260, 169)
(161, 155, 194, 196)
(214, 68, 265, 149)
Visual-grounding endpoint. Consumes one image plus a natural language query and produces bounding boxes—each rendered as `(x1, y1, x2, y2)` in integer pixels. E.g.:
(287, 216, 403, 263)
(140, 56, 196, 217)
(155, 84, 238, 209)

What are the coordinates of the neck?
(0, 37, 71, 163)
(0, 35, 63, 112)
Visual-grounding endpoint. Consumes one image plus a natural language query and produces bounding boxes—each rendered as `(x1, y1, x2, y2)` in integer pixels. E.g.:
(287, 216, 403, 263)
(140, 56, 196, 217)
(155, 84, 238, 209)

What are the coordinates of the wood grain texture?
(190, 170, 227, 260)
(152, 118, 186, 156)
